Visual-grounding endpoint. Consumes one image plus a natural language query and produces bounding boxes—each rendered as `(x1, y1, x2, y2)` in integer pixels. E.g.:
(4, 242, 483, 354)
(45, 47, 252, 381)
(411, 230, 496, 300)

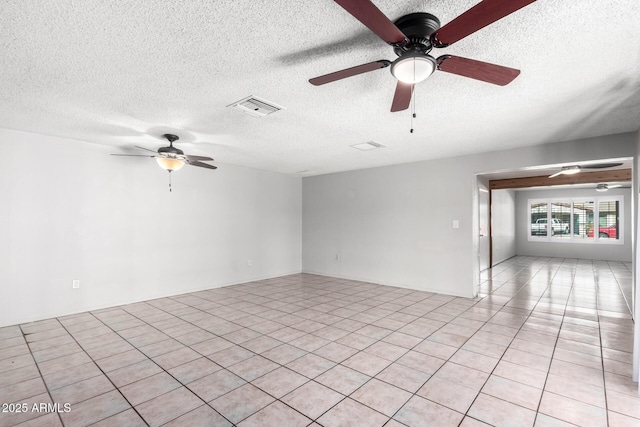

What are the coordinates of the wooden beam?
(489, 169, 631, 190)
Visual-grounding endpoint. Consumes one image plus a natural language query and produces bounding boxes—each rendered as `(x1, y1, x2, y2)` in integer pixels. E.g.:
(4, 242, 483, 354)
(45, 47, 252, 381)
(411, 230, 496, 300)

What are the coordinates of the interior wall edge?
(631, 128, 640, 384)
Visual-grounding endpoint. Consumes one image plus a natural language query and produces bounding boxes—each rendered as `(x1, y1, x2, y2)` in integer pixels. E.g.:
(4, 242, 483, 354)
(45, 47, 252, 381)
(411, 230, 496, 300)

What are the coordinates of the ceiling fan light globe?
(156, 157, 185, 172)
(391, 54, 436, 84)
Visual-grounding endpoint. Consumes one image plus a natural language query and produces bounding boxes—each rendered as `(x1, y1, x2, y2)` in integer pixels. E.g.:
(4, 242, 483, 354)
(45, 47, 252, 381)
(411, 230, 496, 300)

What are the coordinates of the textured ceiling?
(2, 0, 639, 176)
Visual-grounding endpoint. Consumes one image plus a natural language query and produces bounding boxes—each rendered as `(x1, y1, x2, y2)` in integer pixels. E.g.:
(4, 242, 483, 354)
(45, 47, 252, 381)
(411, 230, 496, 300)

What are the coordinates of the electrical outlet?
(72, 280, 80, 289)
(248, 259, 252, 266)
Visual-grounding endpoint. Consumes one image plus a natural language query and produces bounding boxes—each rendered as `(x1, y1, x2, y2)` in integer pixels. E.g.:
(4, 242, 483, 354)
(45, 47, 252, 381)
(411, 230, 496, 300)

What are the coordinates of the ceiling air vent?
(227, 95, 283, 117)
(351, 141, 385, 151)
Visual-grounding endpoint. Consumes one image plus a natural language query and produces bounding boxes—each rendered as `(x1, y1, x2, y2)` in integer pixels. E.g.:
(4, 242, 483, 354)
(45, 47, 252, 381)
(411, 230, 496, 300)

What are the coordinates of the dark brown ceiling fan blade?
(110, 154, 155, 157)
(431, 0, 536, 47)
(437, 55, 520, 86)
(188, 161, 217, 170)
(309, 60, 391, 86)
(186, 155, 214, 162)
(583, 163, 623, 169)
(334, 0, 407, 44)
(390, 81, 413, 112)
(134, 145, 159, 153)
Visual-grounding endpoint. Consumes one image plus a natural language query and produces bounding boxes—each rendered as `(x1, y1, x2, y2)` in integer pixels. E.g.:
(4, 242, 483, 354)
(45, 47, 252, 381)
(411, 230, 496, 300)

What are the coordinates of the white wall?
(302, 132, 636, 298)
(514, 188, 632, 261)
(492, 189, 516, 265)
(0, 129, 302, 327)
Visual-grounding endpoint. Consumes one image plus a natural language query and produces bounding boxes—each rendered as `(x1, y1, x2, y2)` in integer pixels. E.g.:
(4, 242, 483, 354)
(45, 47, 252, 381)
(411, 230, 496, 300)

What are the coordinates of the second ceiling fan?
(309, 0, 537, 112)
(111, 134, 217, 172)
(548, 162, 624, 178)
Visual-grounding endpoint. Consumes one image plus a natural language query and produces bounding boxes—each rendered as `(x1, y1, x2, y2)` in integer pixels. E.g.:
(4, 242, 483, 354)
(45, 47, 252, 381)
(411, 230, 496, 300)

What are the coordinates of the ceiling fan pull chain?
(169, 171, 172, 192)
(410, 85, 416, 133)
(411, 61, 415, 133)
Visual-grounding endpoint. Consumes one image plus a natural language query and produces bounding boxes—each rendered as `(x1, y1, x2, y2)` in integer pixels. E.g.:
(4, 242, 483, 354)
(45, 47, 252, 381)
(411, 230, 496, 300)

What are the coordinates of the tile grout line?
(250, 258, 553, 424)
(87, 305, 240, 426)
(360, 256, 555, 425)
(531, 257, 581, 426)
(52, 314, 152, 427)
(18, 321, 66, 427)
(607, 259, 632, 321)
(160, 275, 454, 425)
(179, 276, 462, 424)
(459, 256, 559, 424)
(295, 290, 459, 425)
(105, 283, 358, 425)
(597, 260, 612, 427)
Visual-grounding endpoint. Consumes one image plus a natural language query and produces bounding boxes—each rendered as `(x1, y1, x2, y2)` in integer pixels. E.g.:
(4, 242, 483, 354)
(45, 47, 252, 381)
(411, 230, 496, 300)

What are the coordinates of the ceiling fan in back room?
(548, 162, 624, 178)
(309, 0, 537, 113)
(111, 134, 217, 191)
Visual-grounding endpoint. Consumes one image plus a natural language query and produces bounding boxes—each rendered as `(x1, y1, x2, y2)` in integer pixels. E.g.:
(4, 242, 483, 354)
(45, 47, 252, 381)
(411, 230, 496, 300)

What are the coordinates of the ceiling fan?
(548, 162, 623, 178)
(309, 0, 537, 112)
(596, 183, 622, 192)
(111, 134, 217, 172)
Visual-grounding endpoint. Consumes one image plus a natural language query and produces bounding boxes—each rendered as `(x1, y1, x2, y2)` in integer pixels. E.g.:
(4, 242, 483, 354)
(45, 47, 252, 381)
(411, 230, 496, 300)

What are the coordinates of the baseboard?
(301, 269, 474, 299)
(491, 254, 517, 267)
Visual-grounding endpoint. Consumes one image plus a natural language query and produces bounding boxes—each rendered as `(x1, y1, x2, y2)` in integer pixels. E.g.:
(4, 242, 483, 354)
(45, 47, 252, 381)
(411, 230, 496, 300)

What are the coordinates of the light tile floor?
(0, 256, 638, 426)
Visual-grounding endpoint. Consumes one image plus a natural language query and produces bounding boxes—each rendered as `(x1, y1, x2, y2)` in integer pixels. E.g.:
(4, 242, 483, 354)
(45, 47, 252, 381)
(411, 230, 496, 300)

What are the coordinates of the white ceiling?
(2, 0, 639, 176)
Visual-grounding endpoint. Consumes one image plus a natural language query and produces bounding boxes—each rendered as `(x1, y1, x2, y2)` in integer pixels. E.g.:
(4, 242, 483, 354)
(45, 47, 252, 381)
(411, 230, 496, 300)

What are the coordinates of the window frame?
(527, 196, 623, 244)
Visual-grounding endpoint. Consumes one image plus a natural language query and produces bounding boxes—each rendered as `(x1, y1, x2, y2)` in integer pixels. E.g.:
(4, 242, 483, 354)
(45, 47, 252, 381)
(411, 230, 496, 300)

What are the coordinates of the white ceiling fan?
(596, 183, 622, 192)
(548, 162, 623, 178)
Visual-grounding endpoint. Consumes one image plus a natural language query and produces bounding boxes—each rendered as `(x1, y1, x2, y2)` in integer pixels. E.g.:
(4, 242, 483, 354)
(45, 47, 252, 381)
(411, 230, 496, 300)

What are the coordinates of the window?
(530, 202, 548, 237)
(528, 196, 622, 243)
(598, 200, 619, 239)
(572, 201, 594, 240)
(550, 202, 571, 239)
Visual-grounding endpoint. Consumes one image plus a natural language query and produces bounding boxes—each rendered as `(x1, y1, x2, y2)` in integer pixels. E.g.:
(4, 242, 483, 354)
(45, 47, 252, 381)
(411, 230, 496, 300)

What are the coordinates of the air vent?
(351, 141, 385, 151)
(227, 95, 283, 117)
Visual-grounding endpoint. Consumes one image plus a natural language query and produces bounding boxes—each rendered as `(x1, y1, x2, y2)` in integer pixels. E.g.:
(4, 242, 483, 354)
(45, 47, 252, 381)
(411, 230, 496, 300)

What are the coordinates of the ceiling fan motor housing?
(159, 134, 184, 156)
(158, 146, 184, 156)
(393, 13, 441, 56)
(390, 13, 441, 84)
